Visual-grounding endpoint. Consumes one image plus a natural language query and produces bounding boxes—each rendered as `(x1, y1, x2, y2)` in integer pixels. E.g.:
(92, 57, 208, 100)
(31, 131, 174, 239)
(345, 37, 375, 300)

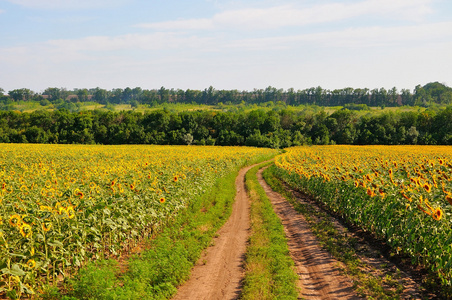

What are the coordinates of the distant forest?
(0, 82, 451, 147)
(1, 81, 452, 107)
(0, 106, 451, 147)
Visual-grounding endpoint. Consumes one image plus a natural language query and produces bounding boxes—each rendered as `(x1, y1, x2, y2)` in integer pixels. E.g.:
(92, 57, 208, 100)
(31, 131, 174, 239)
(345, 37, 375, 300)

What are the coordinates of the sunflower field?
(275, 145, 452, 285)
(0, 144, 276, 298)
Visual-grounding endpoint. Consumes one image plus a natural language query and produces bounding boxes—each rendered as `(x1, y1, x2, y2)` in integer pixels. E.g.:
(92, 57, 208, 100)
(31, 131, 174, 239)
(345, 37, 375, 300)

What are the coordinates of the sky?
(1, 0, 451, 93)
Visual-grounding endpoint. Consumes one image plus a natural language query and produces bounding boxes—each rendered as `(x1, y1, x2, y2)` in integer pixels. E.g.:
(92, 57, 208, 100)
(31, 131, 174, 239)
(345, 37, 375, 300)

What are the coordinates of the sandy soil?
(172, 164, 254, 300)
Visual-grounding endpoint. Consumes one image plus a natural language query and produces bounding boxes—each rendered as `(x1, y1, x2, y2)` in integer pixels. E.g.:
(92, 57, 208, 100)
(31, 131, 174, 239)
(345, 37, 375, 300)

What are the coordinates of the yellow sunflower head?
(432, 208, 443, 221)
(42, 221, 52, 232)
(446, 194, 452, 206)
(366, 188, 375, 197)
(423, 183, 432, 193)
(26, 259, 36, 269)
(20, 223, 32, 238)
(9, 214, 22, 227)
(67, 206, 76, 219)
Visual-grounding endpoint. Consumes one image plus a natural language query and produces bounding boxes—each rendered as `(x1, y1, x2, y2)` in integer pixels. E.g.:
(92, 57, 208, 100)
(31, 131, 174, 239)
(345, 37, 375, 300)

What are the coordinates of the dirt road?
(256, 167, 361, 300)
(173, 163, 360, 300)
(173, 164, 422, 300)
(172, 164, 254, 300)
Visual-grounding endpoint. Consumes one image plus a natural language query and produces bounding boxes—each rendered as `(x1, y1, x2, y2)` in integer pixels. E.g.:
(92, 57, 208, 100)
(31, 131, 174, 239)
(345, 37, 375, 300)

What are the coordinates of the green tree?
(76, 88, 90, 102)
(43, 87, 70, 101)
(130, 100, 139, 109)
(158, 86, 169, 104)
(406, 126, 419, 144)
(93, 88, 109, 104)
(8, 88, 33, 101)
(182, 133, 194, 145)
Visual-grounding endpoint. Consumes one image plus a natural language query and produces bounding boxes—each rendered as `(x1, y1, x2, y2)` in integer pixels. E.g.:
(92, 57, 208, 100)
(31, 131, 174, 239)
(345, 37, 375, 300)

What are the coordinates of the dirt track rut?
(257, 167, 361, 300)
(172, 164, 254, 300)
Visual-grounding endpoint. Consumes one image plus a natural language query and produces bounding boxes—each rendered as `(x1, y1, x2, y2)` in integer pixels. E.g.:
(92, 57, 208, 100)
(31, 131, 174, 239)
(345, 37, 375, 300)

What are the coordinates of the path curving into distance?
(172, 164, 255, 300)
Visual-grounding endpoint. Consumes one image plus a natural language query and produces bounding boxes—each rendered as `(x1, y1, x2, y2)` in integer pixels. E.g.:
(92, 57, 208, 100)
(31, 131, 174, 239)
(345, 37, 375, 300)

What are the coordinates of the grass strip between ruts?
(42, 154, 276, 300)
(241, 162, 299, 300)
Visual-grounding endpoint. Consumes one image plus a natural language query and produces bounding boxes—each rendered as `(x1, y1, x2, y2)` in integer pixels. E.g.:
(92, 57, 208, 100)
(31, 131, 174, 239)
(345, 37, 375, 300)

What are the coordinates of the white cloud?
(0, 32, 214, 69)
(136, 19, 215, 30)
(6, 0, 126, 10)
(137, 0, 434, 31)
(1, 21, 450, 66)
(300, 21, 452, 48)
(222, 21, 452, 50)
(46, 32, 213, 54)
(2, 20, 449, 76)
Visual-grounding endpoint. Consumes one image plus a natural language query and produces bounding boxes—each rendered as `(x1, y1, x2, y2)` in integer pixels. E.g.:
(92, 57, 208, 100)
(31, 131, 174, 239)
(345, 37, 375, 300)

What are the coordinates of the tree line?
(0, 106, 451, 147)
(1, 82, 452, 108)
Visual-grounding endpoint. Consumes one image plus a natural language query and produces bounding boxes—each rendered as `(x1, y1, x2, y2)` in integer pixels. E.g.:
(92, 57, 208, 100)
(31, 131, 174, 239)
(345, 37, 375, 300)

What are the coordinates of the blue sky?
(1, 0, 451, 93)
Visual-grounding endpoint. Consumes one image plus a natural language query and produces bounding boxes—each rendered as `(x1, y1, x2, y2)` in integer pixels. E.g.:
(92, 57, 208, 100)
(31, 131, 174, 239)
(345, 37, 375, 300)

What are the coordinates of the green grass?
(241, 162, 299, 300)
(263, 164, 409, 300)
(40, 155, 276, 300)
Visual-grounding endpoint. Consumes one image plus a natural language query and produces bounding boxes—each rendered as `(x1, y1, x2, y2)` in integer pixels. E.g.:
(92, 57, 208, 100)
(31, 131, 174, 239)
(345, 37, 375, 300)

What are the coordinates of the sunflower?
(174, 175, 178, 182)
(42, 221, 52, 232)
(415, 178, 421, 186)
(159, 197, 166, 204)
(67, 206, 76, 219)
(20, 223, 32, 238)
(58, 207, 67, 215)
(446, 194, 452, 206)
(366, 188, 376, 197)
(423, 183, 432, 193)
(432, 208, 443, 221)
(26, 259, 36, 269)
(75, 190, 84, 199)
(9, 214, 21, 227)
